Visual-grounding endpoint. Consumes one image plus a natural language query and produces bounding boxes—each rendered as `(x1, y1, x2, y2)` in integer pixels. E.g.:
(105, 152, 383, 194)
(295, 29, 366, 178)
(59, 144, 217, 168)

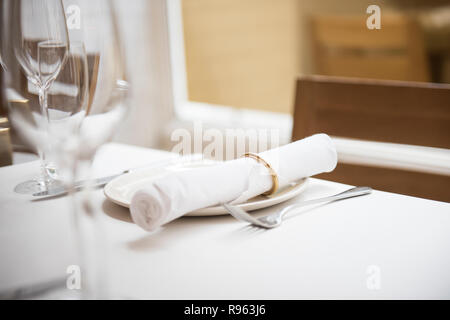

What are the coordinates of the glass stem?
(37, 86, 53, 185)
(38, 86, 50, 122)
(38, 150, 52, 185)
(68, 159, 109, 299)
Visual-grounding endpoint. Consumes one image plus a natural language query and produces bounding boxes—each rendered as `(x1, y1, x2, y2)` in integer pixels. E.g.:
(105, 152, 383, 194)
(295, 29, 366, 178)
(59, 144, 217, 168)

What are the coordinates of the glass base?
(14, 161, 62, 194)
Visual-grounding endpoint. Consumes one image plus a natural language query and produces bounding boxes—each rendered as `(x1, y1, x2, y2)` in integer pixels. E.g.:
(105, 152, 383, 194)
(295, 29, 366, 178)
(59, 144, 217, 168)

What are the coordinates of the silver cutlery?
(32, 154, 202, 197)
(223, 186, 372, 229)
(32, 171, 131, 197)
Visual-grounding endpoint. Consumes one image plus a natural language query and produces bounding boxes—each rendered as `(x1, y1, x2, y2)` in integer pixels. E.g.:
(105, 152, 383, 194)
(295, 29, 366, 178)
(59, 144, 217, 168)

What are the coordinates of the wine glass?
(2, 0, 130, 299)
(5, 0, 70, 194)
(46, 42, 89, 168)
(7, 41, 88, 173)
(58, 0, 130, 299)
(2, 40, 90, 300)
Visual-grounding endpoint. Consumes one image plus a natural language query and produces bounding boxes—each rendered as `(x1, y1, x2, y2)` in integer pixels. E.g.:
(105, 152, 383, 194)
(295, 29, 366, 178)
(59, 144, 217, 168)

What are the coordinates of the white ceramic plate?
(104, 160, 308, 216)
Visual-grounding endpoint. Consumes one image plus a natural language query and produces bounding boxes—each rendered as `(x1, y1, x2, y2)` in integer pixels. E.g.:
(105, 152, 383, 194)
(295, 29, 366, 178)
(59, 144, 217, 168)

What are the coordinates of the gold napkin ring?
(242, 152, 279, 196)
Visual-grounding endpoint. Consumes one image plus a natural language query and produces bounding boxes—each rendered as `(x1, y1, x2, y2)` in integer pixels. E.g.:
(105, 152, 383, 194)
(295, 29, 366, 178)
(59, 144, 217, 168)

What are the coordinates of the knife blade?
(32, 171, 126, 197)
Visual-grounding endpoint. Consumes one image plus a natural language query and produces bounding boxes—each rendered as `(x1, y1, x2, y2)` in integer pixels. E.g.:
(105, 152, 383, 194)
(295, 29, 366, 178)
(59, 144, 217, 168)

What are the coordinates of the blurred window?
(178, 0, 450, 115)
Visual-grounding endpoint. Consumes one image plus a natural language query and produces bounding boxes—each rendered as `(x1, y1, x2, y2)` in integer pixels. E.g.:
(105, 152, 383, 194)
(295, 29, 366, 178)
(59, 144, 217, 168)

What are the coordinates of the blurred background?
(1, 0, 450, 201)
(181, 0, 450, 113)
(3, 0, 450, 140)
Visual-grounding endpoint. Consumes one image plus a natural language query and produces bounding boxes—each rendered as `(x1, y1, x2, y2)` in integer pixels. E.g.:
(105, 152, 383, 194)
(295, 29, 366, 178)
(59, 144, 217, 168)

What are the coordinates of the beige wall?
(182, 0, 391, 114)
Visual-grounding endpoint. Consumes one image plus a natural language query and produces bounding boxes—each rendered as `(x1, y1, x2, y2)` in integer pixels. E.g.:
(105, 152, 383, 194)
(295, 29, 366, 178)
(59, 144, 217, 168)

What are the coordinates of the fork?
(223, 186, 372, 229)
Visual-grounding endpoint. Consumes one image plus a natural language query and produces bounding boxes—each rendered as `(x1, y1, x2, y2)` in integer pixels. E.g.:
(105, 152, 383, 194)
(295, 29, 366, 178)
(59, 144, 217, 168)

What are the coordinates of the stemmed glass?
(7, 0, 70, 194)
(2, 0, 130, 298)
(60, 0, 130, 299)
(3, 42, 90, 300)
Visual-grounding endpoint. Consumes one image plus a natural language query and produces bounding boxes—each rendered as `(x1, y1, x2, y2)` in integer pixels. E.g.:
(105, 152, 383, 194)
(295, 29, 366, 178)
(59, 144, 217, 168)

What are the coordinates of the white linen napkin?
(130, 134, 337, 231)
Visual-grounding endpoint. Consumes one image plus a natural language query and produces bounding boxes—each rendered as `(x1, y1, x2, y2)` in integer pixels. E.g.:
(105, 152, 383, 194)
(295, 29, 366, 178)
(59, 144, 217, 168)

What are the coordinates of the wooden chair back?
(292, 75, 450, 201)
(0, 117, 12, 167)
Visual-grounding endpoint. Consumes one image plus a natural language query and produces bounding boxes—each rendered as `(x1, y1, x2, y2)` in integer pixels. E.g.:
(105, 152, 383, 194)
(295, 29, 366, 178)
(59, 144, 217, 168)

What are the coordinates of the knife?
(31, 154, 203, 197)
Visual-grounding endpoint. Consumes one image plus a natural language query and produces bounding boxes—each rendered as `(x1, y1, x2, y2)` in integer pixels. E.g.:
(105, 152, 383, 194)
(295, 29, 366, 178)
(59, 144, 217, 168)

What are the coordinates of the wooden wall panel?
(182, 0, 302, 113)
(292, 76, 450, 202)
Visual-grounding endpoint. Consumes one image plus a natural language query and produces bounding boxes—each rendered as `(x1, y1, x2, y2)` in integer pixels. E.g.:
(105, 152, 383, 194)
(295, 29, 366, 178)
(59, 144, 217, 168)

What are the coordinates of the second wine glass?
(11, 0, 69, 194)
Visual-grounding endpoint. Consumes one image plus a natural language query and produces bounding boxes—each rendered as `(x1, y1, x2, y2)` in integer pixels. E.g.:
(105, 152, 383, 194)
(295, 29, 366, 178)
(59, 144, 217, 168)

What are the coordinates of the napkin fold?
(130, 134, 337, 231)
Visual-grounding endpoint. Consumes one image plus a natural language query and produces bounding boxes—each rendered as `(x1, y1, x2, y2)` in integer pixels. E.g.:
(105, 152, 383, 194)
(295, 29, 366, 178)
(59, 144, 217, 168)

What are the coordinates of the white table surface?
(0, 143, 449, 299)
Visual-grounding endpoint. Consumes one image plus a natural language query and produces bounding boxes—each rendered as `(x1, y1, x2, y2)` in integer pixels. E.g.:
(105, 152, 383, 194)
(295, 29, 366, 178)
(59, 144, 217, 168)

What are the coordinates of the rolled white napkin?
(130, 134, 337, 231)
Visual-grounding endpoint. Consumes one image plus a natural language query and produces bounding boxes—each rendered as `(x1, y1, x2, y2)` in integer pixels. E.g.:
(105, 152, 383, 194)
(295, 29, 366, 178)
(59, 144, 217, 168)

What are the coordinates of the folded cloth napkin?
(130, 134, 337, 231)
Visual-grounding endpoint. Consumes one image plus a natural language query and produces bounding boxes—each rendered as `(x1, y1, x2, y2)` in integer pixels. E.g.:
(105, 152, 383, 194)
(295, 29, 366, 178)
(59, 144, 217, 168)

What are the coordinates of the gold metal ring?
(242, 152, 279, 196)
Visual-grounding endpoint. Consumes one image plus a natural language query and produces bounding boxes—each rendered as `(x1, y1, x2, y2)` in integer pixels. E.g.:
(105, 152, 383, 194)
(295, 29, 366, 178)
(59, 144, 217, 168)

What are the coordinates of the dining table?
(0, 142, 449, 299)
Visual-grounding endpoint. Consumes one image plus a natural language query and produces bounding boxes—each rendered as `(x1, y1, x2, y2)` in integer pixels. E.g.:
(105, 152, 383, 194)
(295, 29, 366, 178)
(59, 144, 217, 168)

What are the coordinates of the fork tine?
(224, 186, 372, 229)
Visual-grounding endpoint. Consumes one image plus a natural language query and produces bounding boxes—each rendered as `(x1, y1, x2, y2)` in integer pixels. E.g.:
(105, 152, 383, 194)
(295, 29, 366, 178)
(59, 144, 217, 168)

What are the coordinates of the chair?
(0, 117, 12, 167)
(0, 66, 12, 166)
(0, 67, 5, 117)
(310, 14, 430, 82)
(292, 75, 450, 202)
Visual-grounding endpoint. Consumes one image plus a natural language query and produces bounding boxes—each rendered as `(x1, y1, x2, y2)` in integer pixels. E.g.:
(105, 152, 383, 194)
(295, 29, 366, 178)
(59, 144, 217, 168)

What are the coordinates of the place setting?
(26, 130, 371, 229)
(1, 0, 449, 304)
(102, 133, 371, 230)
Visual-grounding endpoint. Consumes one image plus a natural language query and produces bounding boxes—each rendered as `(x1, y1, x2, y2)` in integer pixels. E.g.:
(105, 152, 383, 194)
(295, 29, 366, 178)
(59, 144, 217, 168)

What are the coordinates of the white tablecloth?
(0, 143, 449, 299)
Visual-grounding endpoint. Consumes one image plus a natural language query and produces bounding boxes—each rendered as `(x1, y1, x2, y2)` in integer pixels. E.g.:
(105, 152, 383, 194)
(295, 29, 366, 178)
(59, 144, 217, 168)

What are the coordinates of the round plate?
(104, 160, 308, 216)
